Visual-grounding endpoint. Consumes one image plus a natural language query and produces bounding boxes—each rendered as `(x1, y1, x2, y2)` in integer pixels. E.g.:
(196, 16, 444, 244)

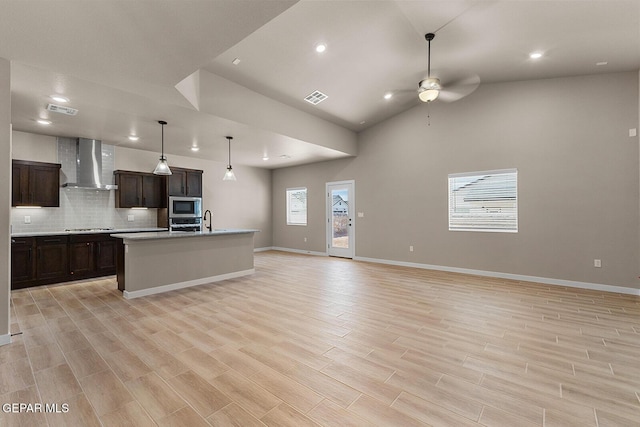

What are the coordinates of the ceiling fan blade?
(439, 74, 481, 102)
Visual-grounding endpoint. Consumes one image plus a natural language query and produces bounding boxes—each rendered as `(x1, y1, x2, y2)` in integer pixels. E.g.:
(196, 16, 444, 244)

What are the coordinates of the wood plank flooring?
(2, 250, 640, 426)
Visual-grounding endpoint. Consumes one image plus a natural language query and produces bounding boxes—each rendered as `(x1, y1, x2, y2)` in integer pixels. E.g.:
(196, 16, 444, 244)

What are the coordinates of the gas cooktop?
(64, 227, 114, 232)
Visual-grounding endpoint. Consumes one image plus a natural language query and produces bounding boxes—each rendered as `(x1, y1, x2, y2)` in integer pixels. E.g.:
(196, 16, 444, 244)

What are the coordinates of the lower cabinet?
(11, 234, 119, 289)
(69, 234, 117, 279)
(11, 237, 36, 290)
(36, 236, 69, 283)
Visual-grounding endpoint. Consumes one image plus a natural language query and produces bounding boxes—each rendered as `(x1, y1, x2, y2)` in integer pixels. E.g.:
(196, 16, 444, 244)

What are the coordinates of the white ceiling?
(3, 0, 639, 169)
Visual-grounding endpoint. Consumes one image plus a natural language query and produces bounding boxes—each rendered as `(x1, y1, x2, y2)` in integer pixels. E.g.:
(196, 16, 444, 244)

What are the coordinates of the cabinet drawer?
(36, 236, 69, 245)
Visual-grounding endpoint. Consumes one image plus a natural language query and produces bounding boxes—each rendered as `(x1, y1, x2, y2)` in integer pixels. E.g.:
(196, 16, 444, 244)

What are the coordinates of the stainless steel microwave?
(169, 196, 202, 218)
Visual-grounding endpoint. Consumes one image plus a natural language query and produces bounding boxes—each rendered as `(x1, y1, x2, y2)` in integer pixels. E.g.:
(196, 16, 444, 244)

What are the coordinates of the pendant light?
(153, 120, 172, 175)
(223, 136, 236, 181)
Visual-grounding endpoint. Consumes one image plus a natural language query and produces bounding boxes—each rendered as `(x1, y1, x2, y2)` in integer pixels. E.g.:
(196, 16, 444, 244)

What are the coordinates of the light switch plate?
(24, 216, 31, 224)
(127, 214, 134, 222)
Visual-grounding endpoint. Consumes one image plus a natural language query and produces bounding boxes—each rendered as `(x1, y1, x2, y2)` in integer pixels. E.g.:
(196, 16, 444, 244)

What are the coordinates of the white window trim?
(286, 187, 307, 226)
(448, 168, 518, 233)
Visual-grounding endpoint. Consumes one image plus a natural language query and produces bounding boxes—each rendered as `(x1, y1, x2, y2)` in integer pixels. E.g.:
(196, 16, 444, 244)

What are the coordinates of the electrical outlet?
(304, 237, 307, 242)
(594, 259, 602, 268)
(127, 214, 134, 222)
(409, 245, 414, 252)
(358, 212, 364, 218)
(24, 216, 31, 224)
(630, 128, 637, 137)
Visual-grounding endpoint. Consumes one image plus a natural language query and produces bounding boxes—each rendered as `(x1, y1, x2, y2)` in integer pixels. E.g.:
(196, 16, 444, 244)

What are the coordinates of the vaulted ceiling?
(3, 1, 639, 168)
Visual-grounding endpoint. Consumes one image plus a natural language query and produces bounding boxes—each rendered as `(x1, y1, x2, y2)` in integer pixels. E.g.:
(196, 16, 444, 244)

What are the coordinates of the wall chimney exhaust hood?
(61, 138, 117, 190)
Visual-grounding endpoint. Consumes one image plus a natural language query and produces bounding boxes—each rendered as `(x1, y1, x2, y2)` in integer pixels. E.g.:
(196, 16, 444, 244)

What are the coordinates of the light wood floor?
(2, 250, 640, 426)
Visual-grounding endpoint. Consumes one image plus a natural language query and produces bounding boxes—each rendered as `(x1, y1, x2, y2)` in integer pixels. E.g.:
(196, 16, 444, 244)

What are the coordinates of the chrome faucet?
(203, 210, 212, 232)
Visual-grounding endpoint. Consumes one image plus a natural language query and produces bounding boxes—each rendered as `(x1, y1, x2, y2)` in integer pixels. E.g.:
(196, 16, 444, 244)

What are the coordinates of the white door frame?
(326, 180, 355, 258)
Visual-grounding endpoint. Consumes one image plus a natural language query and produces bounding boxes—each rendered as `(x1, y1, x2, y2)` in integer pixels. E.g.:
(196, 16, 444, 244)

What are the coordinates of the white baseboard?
(0, 334, 11, 347)
(270, 246, 328, 257)
(354, 256, 640, 296)
(254, 247, 273, 253)
(123, 268, 255, 299)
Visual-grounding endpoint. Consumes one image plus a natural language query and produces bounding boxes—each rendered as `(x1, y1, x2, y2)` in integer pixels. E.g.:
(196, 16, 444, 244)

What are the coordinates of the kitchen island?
(112, 229, 259, 299)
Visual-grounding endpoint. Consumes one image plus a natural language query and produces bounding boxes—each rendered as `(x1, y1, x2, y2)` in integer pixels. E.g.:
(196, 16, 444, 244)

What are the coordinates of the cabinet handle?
(28, 248, 32, 260)
(142, 197, 146, 205)
(98, 244, 101, 256)
(11, 239, 15, 243)
(43, 239, 62, 243)
(37, 248, 41, 259)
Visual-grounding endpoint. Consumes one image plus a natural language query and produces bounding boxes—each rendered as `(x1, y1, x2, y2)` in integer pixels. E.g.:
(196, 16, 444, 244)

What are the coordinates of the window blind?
(448, 169, 518, 232)
(286, 187, 307, 225)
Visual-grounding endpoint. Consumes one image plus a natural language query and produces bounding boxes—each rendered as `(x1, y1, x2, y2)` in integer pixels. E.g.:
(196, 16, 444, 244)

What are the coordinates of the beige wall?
(12, 131, 57, 162)
(273, 72, 640, 290)
(1, 58, 10, 341)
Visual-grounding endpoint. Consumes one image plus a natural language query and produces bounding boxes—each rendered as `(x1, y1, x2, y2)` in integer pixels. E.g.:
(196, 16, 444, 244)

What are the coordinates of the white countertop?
(12, 227, 168, 237)
(112, 229, 260, 241)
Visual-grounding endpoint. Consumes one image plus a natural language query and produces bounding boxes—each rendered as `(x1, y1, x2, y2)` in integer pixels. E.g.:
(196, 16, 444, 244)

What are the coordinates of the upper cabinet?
(12, 160, 61, 207)
(168, 167, 203, 197)
(114, 171, 166, 208)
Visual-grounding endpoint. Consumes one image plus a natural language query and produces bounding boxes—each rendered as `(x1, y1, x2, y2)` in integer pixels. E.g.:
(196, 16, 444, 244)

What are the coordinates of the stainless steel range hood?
(61, 138, 117, 190)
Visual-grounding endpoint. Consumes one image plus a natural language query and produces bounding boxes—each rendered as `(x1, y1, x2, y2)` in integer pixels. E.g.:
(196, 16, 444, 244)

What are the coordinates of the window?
(448, 169, 517, 232)
(286, 187, 307, 225)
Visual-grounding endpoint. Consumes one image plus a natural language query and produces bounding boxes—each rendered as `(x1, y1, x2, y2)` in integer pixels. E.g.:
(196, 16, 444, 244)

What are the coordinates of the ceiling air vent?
(46, 103, 78, 116)
(304, 90, 328, 105)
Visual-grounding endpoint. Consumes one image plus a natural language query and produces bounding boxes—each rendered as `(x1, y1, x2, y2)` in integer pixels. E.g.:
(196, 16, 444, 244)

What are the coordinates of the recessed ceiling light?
(529, 52, 543, 59)
(190, 146, 200, 152)
(279, 154, 291, 159)
(232, 58, 241, 65)
(384, 92, 393, 100)
(37, 119, 51, 125)
(50, 95, 69, 103)
(596, 61, 608, 66)
(128, 135, 139, 141)
(315, 43, 327, 53)
(360, 120, 366, 125)
(262, 155, 269, 161)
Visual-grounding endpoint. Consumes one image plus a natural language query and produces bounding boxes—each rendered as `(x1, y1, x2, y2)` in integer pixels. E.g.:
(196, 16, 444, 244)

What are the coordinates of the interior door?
(327, 181, 354, 258)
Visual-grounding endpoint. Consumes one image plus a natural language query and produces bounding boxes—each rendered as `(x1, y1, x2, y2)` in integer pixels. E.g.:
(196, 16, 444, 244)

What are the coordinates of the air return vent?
(304, 90, 328, 105)
(47, 103, 78, 116)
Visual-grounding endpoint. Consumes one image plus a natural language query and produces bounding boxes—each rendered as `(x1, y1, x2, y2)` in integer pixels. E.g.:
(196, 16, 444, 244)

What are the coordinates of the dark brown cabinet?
(11, 233, 119, 289)
(96, 238, 117, 274)
(168, 167, 202, 197)
(114, 171, 166, 208)
(12, 160, 61, 207)
(35, 236, 69, 283)
(11, 237, 36, 289)
(69, 234, 117, 279)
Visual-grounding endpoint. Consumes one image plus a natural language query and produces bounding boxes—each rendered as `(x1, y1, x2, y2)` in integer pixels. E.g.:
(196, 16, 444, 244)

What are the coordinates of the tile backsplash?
(11, 138, 158, 233)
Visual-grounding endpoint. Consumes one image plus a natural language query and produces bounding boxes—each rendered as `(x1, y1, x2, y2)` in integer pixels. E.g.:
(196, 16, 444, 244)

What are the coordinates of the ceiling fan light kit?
(418, 77, 441, 102)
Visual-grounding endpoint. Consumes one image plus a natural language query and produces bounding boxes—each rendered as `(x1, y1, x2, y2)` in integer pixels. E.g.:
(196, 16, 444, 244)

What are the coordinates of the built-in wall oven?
(169, 196, 202, 232)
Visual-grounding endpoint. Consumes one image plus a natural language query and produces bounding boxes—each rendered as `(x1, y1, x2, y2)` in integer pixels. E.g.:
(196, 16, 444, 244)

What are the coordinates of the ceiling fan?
(416, 32, 480, 103)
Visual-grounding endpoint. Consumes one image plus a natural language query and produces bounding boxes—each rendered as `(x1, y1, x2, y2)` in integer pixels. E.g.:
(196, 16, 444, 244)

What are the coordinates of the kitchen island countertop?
(111, 229, 259, 241)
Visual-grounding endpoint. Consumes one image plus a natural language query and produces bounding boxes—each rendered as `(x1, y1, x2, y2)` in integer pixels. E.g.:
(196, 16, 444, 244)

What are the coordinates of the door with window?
(326, 181, 354, 258)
